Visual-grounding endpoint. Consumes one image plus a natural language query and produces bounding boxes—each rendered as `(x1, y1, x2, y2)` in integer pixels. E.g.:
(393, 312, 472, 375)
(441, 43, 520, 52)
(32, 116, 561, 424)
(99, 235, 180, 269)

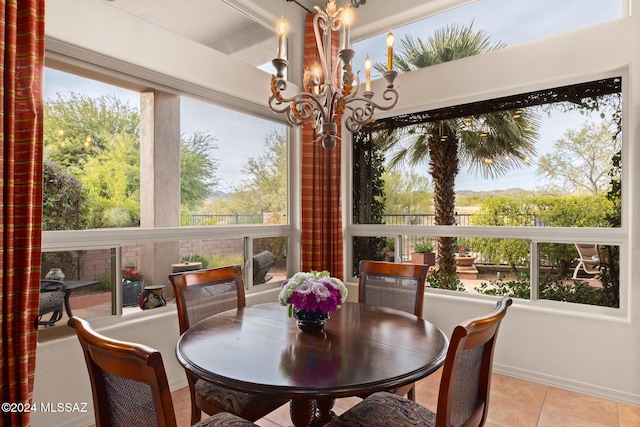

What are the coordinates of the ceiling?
(100, 0, 325, 67)
(100, 0, 474, 68)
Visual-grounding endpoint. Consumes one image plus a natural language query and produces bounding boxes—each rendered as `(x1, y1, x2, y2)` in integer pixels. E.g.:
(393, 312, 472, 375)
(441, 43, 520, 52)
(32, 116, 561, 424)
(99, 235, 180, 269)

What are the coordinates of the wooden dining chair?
(67, 316, 259, 427)
(358, 260, 430, 400)
(326, 297, 513, 427)
(169, 265, 288, 424)
(358, 260, 429, 318)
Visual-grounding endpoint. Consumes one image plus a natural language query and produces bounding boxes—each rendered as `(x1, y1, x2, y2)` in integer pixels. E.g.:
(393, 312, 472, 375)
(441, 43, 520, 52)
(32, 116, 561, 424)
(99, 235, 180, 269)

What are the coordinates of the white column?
(140, 91, 181, 299)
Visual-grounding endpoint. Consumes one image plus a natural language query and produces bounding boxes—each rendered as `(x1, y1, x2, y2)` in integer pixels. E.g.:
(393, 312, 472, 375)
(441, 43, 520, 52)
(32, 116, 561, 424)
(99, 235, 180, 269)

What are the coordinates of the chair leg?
(187, 374, 202, 425)
(190, 402, 201, 425)
(572, 262, 583, 279)
(407, 384, 416, 401)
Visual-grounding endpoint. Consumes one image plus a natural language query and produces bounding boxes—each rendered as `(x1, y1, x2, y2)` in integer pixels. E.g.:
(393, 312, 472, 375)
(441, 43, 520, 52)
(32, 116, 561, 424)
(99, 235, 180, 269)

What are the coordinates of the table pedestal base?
(315, 398, 336, 425)
(289, 398, 336, 427)
(290, 399, 315, 427)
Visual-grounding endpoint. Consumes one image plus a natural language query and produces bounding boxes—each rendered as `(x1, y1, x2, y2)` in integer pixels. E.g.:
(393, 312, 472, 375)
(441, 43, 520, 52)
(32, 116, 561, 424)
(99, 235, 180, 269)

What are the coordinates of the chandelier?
(268, 0, 399, 150)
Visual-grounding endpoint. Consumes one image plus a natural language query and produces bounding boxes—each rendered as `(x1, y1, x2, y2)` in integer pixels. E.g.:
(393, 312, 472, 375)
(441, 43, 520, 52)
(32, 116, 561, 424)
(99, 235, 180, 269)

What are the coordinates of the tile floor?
(171, 368, 640, 427)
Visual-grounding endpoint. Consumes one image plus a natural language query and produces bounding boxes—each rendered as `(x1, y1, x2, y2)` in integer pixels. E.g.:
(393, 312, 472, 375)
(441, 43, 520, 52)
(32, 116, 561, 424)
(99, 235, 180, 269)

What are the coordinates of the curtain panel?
(0, 1, 45, 426)
(300, 13, 344, 279)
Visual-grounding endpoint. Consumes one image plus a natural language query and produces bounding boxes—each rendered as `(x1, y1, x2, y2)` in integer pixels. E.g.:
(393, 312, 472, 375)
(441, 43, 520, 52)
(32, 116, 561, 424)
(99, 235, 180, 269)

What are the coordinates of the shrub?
(413, 241, 434, 253)
(181, 254, 210, 269)
(475, 272, 616, 308)
(427, 270, 465, 291)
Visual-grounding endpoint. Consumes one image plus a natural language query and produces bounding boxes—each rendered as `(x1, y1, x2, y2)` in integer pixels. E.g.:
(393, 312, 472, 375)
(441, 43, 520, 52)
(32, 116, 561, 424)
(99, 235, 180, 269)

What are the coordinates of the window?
(42, 64, 292, 325)
(44, 67, 141, 230)
(351, 77, 623, 309)
(354, 77, 622, 228)
(180, 97, 288, 227)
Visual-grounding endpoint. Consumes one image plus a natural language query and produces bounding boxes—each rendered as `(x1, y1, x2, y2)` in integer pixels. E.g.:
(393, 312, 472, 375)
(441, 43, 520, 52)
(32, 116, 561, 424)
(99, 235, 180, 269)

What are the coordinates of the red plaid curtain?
(301, 13, 344, 279)
(0, 1, 45, 426)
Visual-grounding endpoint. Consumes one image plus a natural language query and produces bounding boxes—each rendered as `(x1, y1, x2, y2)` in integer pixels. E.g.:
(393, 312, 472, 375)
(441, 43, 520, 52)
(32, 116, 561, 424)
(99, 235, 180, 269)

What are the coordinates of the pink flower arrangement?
(457, 246, 470, 257)
(278, 270, 348, 316)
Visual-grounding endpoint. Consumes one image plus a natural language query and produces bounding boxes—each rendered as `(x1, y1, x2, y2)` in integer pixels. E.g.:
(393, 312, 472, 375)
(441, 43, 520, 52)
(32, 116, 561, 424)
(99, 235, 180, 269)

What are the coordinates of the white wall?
(35, 1, 640, 426)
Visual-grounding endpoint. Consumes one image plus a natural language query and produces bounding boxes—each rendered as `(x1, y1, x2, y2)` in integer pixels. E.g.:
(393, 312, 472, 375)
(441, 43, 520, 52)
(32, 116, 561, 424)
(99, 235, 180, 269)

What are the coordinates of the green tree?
(42, 161, 87, 230)
(215, 130, 286, 219)
(352, 130, 388, 273)
(377, 24, 539, 284)
(382, 169, 431, 215)
(45, 93, 219, 228)
(180, 131, 220, 209)
(81, 133, 141, 227)
(44, 93, 140, 169)
(537, 120, 620, 195)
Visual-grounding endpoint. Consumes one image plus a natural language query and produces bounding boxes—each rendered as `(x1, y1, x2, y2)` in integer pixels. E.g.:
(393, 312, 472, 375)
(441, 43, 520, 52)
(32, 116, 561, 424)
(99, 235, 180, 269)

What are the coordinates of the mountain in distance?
(209, 190, 229, 201)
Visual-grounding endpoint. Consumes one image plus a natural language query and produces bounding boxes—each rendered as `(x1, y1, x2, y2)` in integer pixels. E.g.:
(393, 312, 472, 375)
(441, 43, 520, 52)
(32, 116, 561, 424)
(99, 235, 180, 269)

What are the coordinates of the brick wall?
(73, 238, 246, 281)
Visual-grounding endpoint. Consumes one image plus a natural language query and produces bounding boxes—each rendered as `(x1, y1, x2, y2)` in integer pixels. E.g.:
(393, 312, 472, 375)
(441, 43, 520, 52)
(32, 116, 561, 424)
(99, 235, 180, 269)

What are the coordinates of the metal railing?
(382, 213, 473, 227)
(190, 213, 264, 226)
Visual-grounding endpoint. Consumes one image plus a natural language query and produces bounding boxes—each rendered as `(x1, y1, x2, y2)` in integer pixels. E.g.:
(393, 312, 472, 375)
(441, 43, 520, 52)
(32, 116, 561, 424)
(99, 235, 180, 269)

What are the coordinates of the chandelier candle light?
(269, 0, 399, 150)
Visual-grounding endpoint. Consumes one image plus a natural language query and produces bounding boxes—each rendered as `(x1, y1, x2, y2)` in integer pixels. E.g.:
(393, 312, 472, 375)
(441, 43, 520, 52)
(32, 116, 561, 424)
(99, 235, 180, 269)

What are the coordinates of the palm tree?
(377, 24, 540, 284)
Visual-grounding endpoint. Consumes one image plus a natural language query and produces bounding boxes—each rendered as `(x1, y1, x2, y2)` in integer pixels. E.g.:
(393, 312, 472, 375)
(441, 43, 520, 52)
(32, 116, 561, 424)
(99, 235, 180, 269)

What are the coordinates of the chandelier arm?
(269, 88, 329, 125)
(313, 13, 329, 79)
(343, 88, 399, 132)
(268, 96, 306, 126)
(345, 88, 399, 113)
(328, 89, 343, 123)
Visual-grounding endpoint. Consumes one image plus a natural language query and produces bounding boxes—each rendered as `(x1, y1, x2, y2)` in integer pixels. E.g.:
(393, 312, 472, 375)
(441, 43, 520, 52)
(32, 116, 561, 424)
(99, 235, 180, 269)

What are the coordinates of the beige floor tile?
(333, 396, 361, 415)
(490, 374, 548, 408)
(486, 393, 541, 427)
(538, 408, 615, 427)
(258, 403, 292, 427)
(171, 375, 631, 427)
(171, 386, 193, 427)
(254, 418, 286, 427)
(414, 367, 442, 410)
(254, 418, 282, 427)
(620, 402, 640, 427)
(543, 387, 618, 426)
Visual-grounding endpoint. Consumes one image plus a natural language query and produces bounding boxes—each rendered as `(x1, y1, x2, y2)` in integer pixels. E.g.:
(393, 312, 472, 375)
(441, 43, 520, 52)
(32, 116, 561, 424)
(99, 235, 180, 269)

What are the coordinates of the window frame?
(344, 69, 629, 319)
(41, 52, 295, 332)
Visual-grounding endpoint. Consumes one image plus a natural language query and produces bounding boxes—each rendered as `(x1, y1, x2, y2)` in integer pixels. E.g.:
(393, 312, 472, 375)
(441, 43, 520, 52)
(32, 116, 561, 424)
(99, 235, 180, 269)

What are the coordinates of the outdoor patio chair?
(572, 243, 601, 279)
(67, 316, 259, 427)
(36, 279, 66, 328)
(252, 250, 274, 284)
(326, 297, 513, 427)
(357, 260, 430, 401)
(169, 265, 287, 424)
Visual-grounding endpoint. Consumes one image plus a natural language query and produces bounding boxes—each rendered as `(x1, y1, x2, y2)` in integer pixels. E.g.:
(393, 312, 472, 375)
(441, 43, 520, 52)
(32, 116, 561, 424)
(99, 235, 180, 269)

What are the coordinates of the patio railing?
(191, 213, 264, 225)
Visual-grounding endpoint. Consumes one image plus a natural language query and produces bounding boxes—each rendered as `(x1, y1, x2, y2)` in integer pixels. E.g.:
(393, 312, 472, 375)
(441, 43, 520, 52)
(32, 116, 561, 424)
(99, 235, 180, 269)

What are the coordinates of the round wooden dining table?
(176, 302, 448, 427)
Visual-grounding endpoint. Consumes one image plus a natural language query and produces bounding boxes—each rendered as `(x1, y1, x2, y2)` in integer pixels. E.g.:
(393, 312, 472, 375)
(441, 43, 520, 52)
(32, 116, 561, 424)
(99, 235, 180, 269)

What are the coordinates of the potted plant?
(411, 241, 436, 266)
(384, 237, 395, 262)
(122, 264, 143, 307)
(455, 246, 477, 267)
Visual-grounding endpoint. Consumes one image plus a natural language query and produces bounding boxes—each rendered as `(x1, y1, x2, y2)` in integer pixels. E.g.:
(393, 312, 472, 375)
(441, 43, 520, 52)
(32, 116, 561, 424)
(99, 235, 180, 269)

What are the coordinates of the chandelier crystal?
(269, 0, 399, 150)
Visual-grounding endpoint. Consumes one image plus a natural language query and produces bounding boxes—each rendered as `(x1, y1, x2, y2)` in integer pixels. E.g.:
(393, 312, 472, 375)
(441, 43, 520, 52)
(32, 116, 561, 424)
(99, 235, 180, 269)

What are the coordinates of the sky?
(44, 0, 622, 193)
(350, 0, 622, 192)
